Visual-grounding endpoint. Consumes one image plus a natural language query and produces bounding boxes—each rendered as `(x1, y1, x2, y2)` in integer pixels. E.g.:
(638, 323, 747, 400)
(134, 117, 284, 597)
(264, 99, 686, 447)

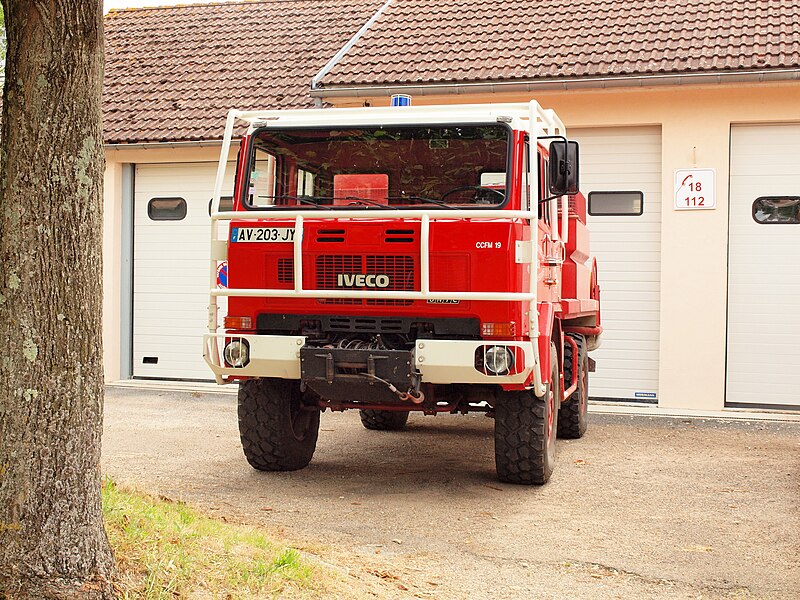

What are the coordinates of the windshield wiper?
(257, 195, 333, 209)
(391, 195, 464, 210)
(333, 196, 393, 209)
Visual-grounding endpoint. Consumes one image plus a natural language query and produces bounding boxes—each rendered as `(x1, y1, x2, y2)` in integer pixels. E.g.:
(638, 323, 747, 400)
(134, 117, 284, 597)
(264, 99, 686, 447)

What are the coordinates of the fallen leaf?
(366, 568, 398, 581)
(682, 545, 713, 553)
(392, 539, 403, 544)
(397, 583, 409, 591)
(260, 507, 273, 511)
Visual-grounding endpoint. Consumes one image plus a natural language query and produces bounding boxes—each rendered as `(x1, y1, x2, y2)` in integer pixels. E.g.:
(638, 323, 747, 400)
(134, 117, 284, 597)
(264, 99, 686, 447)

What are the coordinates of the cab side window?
(249, 148, 278, 206)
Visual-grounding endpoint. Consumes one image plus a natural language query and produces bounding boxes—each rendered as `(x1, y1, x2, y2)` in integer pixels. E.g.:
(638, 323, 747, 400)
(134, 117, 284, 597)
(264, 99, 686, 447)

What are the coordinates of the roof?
(104, 0, 800, 144)
(319, 0, 800, 88)
(103, 0, 384, 144)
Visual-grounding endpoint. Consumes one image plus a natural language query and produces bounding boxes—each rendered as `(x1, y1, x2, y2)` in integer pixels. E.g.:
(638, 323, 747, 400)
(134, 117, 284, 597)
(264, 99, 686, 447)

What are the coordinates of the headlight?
(483, 345, 514, 376)
(223, 339, 250, 368)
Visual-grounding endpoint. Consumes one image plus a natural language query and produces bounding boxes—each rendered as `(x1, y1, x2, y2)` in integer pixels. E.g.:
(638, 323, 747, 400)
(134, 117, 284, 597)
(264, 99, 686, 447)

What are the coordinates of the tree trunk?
(0, 2, 115, 597)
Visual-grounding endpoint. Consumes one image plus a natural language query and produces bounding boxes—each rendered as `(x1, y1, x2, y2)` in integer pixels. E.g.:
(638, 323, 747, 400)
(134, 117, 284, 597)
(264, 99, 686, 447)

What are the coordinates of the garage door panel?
(727, 124, 800, 408)
(133, 161, 235, 380)
(602, 295, 660, 308)
(586, 224, 661, 234)
(572, 126, 662, 401)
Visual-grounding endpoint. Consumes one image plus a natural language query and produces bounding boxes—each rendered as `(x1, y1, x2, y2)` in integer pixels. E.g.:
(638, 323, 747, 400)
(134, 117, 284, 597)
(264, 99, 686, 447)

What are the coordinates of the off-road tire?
(558, 334, 589, 439)
(494, 343, 560, 485)
(359, 409, 410, 431)
(238, 378, 320, 471)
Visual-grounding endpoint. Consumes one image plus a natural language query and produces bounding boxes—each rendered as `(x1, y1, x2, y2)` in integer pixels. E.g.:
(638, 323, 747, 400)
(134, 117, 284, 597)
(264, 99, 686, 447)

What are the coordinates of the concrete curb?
(106, 380, 800, 423)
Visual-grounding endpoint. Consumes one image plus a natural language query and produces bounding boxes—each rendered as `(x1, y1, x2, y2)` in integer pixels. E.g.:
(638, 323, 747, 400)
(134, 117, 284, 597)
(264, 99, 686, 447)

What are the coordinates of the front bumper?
(203, 334, 534, 385)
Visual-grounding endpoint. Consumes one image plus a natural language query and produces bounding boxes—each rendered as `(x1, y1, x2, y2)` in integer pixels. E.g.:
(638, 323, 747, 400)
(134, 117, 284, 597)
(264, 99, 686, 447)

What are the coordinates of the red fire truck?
(204, 101, 601, 484)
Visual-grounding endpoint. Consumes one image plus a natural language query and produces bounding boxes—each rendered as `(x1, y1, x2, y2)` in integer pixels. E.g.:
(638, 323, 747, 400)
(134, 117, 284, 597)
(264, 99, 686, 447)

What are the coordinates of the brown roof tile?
(103, 0, 384, 144)
(320, 0, 800, 87)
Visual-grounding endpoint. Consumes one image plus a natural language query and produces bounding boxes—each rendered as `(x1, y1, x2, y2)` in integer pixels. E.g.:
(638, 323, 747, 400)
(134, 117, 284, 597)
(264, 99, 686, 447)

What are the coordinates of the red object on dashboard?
(333, 174, 389, 205)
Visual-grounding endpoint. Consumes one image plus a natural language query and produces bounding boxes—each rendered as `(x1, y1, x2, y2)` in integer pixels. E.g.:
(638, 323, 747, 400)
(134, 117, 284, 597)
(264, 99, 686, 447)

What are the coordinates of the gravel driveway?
(102, 385, 800, 599)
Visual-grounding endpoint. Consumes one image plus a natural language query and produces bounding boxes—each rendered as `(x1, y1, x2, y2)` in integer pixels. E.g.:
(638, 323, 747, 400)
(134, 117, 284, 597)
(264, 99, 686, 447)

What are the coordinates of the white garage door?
(133, 162, 234, 380)
(571, 127, 662, 401)
(727, 124, 800, 408)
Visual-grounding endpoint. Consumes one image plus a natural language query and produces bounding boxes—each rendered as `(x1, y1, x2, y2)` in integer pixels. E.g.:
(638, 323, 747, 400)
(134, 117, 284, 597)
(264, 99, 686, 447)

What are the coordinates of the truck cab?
(204, 101, 601, 484)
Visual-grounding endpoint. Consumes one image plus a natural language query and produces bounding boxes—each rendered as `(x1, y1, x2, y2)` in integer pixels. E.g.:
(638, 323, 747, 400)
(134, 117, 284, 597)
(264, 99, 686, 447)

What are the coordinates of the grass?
(102, 479, 323, 599)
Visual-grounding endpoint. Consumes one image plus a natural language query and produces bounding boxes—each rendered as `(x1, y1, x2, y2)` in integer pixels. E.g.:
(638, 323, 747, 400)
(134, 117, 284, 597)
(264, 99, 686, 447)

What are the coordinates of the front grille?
(327, 317, 406, 333)
(317, 255, 362, 305)
(365, 256, 413, 306)
(277, 258, 294, 283)
(316, 255, 414, 306)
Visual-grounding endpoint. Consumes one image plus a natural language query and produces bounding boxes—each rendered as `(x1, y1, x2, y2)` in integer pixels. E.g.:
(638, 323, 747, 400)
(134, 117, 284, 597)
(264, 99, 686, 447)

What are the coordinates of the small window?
(297, 169, 316, 196)
(249, 148, 279, 207)
(148, 197, 187, 221)
(752, 196, 800, 224)
(208, 196, 234, 216)
(588, 191, 643, 216)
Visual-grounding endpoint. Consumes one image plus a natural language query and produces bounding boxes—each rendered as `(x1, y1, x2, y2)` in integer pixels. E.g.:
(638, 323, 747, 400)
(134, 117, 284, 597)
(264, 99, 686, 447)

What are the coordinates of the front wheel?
(238, 378, 320, 471)
(494, 343, 560, 485)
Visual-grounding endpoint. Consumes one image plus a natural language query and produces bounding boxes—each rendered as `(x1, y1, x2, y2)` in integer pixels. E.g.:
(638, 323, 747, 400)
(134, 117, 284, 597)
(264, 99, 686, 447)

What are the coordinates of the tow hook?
(362, 373, 424, 404)
(400, 389, 425, 404)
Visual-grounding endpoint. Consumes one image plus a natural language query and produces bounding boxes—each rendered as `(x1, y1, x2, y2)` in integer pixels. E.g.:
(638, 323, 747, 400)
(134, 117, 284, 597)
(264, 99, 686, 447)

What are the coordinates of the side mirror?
(548, 140, 580, 196)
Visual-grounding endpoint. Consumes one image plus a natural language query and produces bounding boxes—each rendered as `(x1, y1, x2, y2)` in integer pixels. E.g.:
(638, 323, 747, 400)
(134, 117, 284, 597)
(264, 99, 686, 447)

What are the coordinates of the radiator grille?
(277, 258, 294, 283)
(315, 255, 414, 306)
(365, 256, 413, 306)
(316, 255, 362, 305)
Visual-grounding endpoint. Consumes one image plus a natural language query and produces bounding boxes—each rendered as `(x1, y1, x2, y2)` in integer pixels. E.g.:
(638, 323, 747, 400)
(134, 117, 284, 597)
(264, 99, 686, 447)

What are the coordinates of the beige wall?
(329, 83, 800, 411)
(102, 145, 229, 381)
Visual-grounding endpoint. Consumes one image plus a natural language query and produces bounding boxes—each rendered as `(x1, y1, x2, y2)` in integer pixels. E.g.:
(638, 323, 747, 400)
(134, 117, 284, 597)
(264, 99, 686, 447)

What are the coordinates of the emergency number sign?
(674, 168, 716, 210)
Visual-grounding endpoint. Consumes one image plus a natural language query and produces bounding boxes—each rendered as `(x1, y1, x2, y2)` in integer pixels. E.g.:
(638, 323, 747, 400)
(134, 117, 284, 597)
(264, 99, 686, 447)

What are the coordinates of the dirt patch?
(102, 386, 800, 599)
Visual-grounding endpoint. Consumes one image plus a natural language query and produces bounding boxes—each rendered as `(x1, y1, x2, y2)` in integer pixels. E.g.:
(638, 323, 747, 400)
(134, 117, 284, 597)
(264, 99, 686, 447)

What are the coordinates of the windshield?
(245, 124, 510, 210)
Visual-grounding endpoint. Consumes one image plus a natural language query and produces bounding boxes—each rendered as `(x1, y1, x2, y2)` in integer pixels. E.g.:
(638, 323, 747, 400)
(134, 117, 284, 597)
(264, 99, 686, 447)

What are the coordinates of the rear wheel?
(238, 378, 320, 471)
(558, 334, 589, 439)
(494, 343, 560, 485)
(359, 409, 410, 431)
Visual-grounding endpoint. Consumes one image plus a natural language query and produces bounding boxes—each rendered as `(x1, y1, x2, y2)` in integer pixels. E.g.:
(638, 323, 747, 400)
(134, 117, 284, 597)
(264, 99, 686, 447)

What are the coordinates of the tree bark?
(0, 2, 115, 598)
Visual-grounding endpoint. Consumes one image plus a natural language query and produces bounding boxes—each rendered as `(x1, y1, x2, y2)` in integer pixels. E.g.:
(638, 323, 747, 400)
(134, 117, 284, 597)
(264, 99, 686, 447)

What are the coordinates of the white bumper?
(203, 334, 306, 384)
(414, 339, 534, 384)
(204, 334, 534, 385)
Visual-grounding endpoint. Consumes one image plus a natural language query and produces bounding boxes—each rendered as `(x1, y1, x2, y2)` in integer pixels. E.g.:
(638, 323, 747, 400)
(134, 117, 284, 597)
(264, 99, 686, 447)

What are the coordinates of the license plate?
(231, 227, 295, 243)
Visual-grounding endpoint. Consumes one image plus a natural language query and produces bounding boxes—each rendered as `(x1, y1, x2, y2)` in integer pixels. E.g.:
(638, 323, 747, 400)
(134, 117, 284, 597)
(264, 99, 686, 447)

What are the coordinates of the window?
(297, 169, 316, 196)
(245, 124, 511, 210)
(752, 196, 800, 224)
(522, 138, 530, 213)
(249, 149, 279, 207)
(588, 191, 644, 216)
(540, 155, 550, 224)
(207, 196, 234, 216)
(148, 197, 187, 221)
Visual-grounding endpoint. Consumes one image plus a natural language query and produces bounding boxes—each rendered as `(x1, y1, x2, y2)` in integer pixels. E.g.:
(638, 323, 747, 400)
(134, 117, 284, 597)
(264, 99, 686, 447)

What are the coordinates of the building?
(103, 0, 800, 412)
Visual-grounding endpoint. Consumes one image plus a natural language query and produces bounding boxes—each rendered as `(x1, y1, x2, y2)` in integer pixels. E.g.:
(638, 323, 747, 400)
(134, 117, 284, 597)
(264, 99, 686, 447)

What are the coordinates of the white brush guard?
(204, 101, 569, 397)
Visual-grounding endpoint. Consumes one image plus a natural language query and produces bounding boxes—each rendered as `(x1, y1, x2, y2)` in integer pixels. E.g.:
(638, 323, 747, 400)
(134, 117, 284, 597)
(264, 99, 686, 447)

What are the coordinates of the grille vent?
(328, 317, 405, 333)
(316, 255, 362, 305)
(277, 258, 294, 283)
(366, 256, 413, 306)
(317, 229, 345, 243)
(385, 228, 415, 243)
(315, 255, 414, 306)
